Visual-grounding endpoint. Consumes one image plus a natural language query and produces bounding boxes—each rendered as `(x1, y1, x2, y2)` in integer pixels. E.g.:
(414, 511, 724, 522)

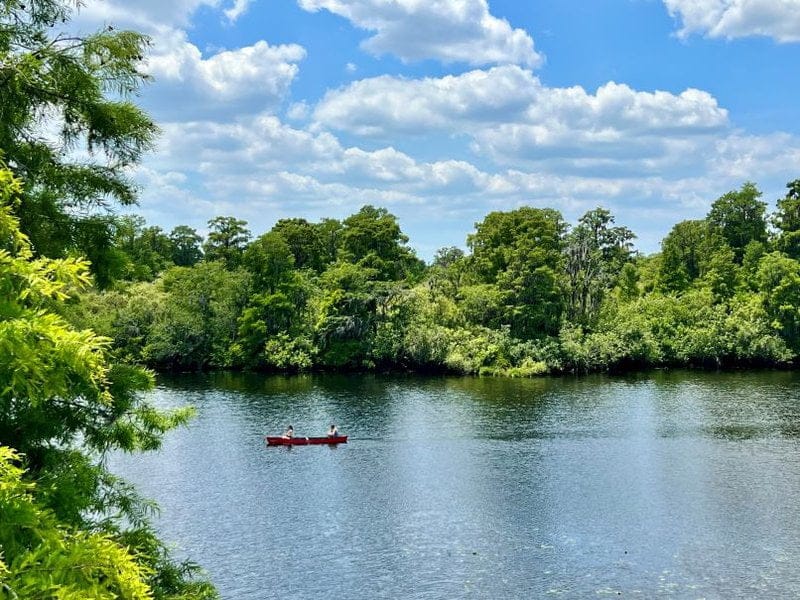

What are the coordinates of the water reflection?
(112, 371, 800, 598)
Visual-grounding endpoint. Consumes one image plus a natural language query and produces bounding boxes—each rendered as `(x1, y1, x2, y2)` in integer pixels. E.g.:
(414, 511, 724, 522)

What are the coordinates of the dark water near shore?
(110, 371, 800, 599)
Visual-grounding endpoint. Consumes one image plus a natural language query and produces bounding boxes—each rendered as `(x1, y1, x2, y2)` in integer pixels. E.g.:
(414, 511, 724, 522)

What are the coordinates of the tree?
(773, 179, 800, 259)
(707, 182, 767, 263)
(243, 231, 295, 293)
(658, 220, 727, 293)
(317, 217, 342, 266)
(616, 262, 640, 302)
(115, 215, 175, 280)
(314, 261, 389, 367)
(72, 214, 130, 288)
(427, 246, 468, 298)
(340, 205, 421, 280)
(271, 218, 327, 271)
(468, 207, 566, 338)
(0, 167, 215, 598)
(0, 447, 153, 599)
(433, 246, 465, 268)
(756, 251, 800, 349)
(234, 272, 316, 370)
(203, 216, 250, 269)
(170, 224, 204, 267)
(145, 262, 251, 369)
(1, 0, 158, 279)
(564, 207, 636, 325)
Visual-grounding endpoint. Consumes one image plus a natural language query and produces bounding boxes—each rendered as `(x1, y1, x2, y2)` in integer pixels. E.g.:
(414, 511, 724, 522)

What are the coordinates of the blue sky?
(74, 0, 800, 259)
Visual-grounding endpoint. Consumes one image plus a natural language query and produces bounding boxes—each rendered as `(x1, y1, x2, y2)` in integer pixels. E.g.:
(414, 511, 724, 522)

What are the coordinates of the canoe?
(265, 435, 348, 446)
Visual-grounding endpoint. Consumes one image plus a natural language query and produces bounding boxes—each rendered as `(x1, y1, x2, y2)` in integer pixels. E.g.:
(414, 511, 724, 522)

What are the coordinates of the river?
(109, 371, 800, 598)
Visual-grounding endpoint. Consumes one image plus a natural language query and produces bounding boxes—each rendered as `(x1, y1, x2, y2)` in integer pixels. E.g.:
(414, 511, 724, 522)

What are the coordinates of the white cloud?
(138, 111, 800, 254)
(313, 66, 729, 176)
(73, 1, 291, 121)
(287, 102, 311, 121)
(664, 0, 800, 42)
(224, 0, 254, 22)
(710, 132, 800, 178)
(142, 31, 306, 119)
(297, 0, 542, 67)
(313, 66, 541, 135)
(77, 0, 252, 28)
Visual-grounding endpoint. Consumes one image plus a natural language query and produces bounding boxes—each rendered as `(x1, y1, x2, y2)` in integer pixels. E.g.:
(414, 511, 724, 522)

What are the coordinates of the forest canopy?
(65, 180, 800, 376)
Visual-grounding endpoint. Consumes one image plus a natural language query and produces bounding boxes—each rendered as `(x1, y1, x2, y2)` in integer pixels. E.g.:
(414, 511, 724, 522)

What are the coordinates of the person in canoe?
(327, 424, 338, 437)
(283, 425, 294, 439)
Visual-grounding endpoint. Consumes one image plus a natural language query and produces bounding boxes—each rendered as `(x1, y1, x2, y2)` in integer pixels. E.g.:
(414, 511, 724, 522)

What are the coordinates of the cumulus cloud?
(153, 114, 494, 192)
(142, 31, 306, 119)
(313, 66, 729, 176)
(297, 0, 541, 67)
(77, 0, 252, 28)
(313, 66, 539, 135)
(664, 0, 800, 42)
(73, 1, 289, 121)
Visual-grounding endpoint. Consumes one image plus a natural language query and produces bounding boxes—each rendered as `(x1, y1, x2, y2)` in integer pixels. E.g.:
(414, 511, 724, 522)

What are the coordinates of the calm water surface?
(110, 371, 800, 599)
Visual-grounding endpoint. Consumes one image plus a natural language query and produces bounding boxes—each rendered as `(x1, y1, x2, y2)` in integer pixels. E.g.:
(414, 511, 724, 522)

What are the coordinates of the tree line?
(67, 179, 800, 376)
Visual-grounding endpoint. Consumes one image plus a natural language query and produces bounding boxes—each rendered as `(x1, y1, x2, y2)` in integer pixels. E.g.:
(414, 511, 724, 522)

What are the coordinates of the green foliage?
(1, 0, 158, 285)
(115, 215, 175, 281)
(0, 166, 216, 598)
(756, 251, 800, 349)
(773, 179, 800, 259)
(271, 218, 330, 272)
(0, 447, 153, 600)
(658, 220, 728, 292)
(314, 261, 383, 368)
(243, 231, 295, 292)
(560, 291, 791, 372)
(339, 205, 422, 280)
(564, 207, 636, 325)
(203, 216, 250, 269)
(707, 182, 768, 263)
(145, 263, 251, 369)
(616, 262, 640, 302)
(458, 283, 504, 329)
(66, 177, 800, 377)
(469, 207, 565, 338)
(169, 225, 203, 267)
(233, 272, 316, 370)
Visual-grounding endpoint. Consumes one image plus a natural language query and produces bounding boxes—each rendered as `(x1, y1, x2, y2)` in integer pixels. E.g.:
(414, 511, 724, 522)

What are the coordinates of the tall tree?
(170, 224, 204, 267)
(271, 217, 327, 272)
(1, 0, 158, 278)
(317, 217, 342, 265)
(468, 207, 566, 338)
(340, 205, 421, 280)
(145, 262, 251, 370)
(707, 182, 767, 263)
(203, 216, 250, 269)
(564, 207, 636, 325)
(0, 167, 215, 598)
(315, 261, 383, 367)
(115, 215, 174, 280)
(658, 220, 727, 293)
(243, 231, 295, 293)
(756, 251, 800, 349)
(773, 178, 800, 259)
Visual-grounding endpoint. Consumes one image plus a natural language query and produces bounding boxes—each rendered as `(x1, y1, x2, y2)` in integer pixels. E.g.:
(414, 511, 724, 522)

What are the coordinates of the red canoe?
(265, 435, 348, 446)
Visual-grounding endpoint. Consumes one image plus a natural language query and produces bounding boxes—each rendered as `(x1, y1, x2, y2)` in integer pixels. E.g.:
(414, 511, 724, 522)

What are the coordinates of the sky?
(73, 0, 800, 259)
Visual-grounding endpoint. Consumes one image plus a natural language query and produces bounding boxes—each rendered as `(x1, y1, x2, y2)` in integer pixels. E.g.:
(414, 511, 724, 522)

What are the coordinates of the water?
(109, 371, 800, 598)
